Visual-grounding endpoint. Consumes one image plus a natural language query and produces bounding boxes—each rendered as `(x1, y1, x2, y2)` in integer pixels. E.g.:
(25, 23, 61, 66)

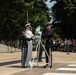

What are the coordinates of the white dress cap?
(25, 23, 31, 27)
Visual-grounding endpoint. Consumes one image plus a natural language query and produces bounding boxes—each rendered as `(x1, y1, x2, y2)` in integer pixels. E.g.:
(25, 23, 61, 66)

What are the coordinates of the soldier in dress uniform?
(42, 23, 53, 68)
(25, 23, 35, 68)
(21, 29, 33, 68)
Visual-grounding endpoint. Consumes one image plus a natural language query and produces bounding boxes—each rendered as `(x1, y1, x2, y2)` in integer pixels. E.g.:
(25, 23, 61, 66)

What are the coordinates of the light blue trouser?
(24, 47, 28, 62)
(21, 47, 28, 66)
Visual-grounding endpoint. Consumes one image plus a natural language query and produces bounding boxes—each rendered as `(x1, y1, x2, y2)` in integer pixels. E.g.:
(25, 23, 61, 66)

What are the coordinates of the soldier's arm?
(23, 35, 33, 41)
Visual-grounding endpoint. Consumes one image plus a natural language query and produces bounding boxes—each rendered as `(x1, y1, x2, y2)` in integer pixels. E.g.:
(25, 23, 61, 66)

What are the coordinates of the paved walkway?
(0, 51, 76, 75)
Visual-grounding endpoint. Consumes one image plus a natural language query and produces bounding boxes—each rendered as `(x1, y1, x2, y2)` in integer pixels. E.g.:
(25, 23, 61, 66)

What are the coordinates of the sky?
(45, 0, 56, 8)
(45, 0, 56, 23)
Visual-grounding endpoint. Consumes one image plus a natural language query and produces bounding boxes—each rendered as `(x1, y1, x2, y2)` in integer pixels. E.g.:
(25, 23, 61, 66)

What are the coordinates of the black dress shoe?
(21, 66, 26, 68)
(43, 64, 52, 68)
(50, 66, 52, 68)
(43, 64, 48, 68)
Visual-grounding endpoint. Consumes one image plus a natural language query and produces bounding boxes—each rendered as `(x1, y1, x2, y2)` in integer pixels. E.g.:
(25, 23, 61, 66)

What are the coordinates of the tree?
(50, 0, 76, 38)
(0, 0, 49, 41)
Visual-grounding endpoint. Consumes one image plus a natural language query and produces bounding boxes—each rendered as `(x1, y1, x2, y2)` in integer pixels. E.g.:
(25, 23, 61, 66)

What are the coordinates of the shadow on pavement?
(0, 60, 21, 66)
(8, 65, 21, 68)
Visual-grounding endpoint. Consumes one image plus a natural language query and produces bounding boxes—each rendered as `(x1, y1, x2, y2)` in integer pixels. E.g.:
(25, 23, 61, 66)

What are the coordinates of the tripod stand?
(33, 36, 52, 68)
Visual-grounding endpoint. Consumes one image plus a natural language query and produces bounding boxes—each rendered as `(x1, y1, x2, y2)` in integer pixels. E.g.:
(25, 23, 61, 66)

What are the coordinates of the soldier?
(25, 23, 35, 68)
(42, 23, 53, 68)
(21, 29, 33, 68)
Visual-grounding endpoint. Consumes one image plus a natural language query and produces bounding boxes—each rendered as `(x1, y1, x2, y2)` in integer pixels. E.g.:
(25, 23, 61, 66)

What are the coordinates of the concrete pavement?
(0, 51, 76, 75)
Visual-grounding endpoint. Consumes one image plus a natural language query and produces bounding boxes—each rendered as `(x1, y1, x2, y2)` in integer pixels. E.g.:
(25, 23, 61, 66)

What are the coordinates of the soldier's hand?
(32, 36, 35, 39)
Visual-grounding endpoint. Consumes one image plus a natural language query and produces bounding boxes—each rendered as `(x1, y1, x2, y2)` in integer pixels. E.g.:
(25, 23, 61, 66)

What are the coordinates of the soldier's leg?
(21, 48, 24, 67)
(38, 44, 43, 61)
(21, 47, 28, 67)
(26, 43, 33, 67)
(45, 46, 49, 64)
